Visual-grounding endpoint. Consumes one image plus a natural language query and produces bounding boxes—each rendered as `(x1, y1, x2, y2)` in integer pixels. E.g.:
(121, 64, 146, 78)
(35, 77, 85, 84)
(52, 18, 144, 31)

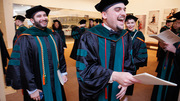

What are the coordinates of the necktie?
(109, 30, 122, 36)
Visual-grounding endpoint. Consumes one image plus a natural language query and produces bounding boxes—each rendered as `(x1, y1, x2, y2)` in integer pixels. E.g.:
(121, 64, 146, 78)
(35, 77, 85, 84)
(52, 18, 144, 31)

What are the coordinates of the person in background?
(98, 18, 103, 24)
(94, 18, 99, 26)
(13, 15, 28, 46)
(156, 19, 173, 61)
(70, 19, 87, 60)
(6, 5, 67, 101)
(0, 29, 10, 75)
(76, 0, 139, 100)
(125, 15, 148, 98)
(52, 20, 67, 48)
(88, 18, 94, 28)
(151, 11, 180, 101)
(171, 19, 180, 35)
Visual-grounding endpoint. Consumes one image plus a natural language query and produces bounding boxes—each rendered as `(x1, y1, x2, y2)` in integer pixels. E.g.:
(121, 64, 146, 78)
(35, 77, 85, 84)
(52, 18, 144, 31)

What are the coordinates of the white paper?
(149, 29, 180, 44)
(57, 70, 64, 85)
(134, 72, 177, 86)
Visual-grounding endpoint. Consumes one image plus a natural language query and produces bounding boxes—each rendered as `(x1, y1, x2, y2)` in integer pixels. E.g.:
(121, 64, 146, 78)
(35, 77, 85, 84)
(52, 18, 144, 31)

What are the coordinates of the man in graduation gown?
(13, 15, 28, 46)
(156, 19, 173, 61)
(125, 15, 148, 96)
(151, 11, 180, 101)
(6, 5, 67, 101)
(76, 0, 139, 101)
(70, 19, 87, 60)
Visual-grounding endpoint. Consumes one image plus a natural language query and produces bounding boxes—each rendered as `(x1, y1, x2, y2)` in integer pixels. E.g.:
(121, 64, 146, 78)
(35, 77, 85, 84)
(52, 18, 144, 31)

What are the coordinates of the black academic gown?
(70, 26, 86, 60)
(6, 27, 66, 101)
(151, 31, 180, 101)
(156, 26, 170, 62)
(76, 24, 135, 101)
(13, 25, 28, 46)
(54, 29, 67, 48)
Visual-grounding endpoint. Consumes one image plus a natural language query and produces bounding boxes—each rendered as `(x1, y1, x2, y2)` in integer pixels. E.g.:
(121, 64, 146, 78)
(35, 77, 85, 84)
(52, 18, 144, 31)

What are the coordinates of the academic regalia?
(70, 26, 86, 60)
(124, 29, 147, 96)
(53, 29, 67, 48)
(76, 24, 135, 101)
(127, 29, 147, 70)
(151, 32, 180, 101)
(13, 25, 28, 46)
(156, 26, 170, 62)
(0, 29, 10, 74)
(6, 26, 66, 101)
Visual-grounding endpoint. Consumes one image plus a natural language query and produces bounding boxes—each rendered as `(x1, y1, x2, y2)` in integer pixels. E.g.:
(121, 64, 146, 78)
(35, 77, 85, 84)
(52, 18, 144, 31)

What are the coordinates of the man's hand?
(116, 85, 127, 100)
(112, 72, 139, 87)
(30, 89, 42, 101)
(159, 42, 167, 49)
(62, 75, 68, 83)
(160, 42, 176, 53)
(165, 43, 176, 53)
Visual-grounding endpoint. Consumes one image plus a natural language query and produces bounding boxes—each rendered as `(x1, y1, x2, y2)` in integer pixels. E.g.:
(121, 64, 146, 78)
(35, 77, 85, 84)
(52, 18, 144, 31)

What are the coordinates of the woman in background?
(124, 15, 148, 98)
(52, 20, 67, 48)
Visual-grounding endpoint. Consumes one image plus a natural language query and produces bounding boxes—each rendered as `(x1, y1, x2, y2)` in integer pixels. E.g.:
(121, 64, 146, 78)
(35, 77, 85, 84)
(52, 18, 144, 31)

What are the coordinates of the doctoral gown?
(13, 25, 28, 46)
(76, 24, 135, 101)
(126, 29, 147, 95)
(151, 31, 180, 101)
(6, 27, 66, 101)
(156, 26, 170, 62)
(53, 29, 67, 48)
(70, 26, 86, 60)
(127, 29, 147, 70)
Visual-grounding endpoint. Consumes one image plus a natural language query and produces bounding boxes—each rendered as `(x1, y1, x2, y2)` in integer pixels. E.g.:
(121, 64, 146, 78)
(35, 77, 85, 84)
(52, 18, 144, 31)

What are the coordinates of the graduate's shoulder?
(136, 30, 145, 40)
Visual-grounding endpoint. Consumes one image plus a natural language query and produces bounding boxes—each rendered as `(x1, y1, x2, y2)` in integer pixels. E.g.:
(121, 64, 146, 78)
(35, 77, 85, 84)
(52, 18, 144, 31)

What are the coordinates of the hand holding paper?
(134, 72, 177, 86)
(149, 30, 180, 44)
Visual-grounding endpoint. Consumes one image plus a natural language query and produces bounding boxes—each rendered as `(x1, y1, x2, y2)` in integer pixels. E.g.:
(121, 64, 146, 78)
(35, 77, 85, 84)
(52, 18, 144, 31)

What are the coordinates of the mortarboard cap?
(25, 5, 50, 19)
(172, 11, 180, 20)
(79, 19, 86, 24)
(95, 0, 129, 12)
(125, 15, 138, 22)
(89, 19, 94, 21)
(13, 15, 26, 22)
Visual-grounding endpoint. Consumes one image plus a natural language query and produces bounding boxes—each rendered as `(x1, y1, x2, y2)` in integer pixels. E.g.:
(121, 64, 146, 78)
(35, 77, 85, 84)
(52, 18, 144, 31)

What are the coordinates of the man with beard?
(13, 15, 28, 46)
(76, 0, 139, 101)
(151, 11, 180, 101)
(6, 5, 67, 101)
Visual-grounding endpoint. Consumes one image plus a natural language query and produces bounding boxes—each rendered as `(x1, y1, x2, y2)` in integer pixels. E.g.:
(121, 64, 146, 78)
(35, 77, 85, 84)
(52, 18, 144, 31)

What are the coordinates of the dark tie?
(109, 30, 122, 36)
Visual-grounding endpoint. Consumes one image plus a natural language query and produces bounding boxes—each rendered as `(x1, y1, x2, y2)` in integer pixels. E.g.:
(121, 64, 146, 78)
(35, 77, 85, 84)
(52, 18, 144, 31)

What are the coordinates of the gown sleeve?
(76, 32, 113, 99)
(6, 35, 37, 91)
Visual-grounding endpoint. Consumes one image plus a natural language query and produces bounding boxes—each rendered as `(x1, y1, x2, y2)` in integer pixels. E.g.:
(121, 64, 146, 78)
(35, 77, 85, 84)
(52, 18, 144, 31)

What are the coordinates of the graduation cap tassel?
(43, 74, 46, 85)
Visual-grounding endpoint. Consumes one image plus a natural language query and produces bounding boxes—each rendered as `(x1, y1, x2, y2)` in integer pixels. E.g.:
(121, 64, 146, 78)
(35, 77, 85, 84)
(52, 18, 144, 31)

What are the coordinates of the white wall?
(3, 0, 180, 48)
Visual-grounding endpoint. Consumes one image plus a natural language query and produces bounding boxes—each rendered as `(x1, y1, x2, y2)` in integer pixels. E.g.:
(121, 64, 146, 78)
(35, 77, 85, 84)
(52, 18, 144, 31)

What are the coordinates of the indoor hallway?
(5, 37, 158, 101)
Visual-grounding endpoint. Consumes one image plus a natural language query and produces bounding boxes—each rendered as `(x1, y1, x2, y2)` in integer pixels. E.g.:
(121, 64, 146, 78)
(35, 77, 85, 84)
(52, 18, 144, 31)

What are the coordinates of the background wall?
(2, 0, 180, 48)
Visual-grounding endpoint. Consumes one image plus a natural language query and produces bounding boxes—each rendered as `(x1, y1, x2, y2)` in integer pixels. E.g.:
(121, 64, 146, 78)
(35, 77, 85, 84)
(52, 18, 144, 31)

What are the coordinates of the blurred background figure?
(52, 19, 67, 48)
(88, 18, 94, 28)
(156, 19, 173, 62)
(70, 19, 87, 60)
(125, 15, 148, 98)
(0, 28, 10, 75)
(13, 15, 28, 46)
(94, 18, 99, 26)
